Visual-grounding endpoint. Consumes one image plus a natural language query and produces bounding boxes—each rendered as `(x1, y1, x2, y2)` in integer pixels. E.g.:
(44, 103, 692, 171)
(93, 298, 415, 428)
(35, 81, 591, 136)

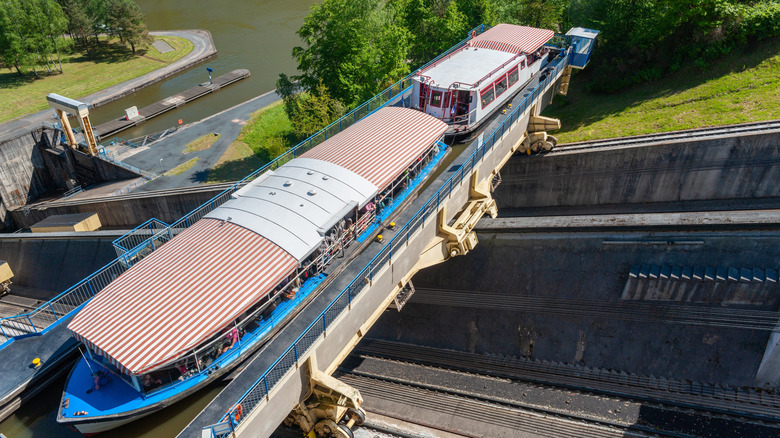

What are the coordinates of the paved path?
(0, 30, 216, 141)
(120, 89, 282, 192)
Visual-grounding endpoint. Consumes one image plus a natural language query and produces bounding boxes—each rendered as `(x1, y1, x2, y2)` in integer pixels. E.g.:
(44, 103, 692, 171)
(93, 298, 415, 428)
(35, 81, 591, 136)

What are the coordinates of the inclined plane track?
(352, 339, 780, 427)
(340, 372, 657, 438)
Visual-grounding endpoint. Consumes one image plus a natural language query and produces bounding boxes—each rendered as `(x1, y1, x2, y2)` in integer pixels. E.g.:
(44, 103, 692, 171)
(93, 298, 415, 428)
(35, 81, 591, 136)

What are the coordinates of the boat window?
(494, 75, 508, 97)
(430, 91, 443, 107)
(481, 86, 495, 109)
(521, 59, 527, 69)
(507, 66, 519, 85)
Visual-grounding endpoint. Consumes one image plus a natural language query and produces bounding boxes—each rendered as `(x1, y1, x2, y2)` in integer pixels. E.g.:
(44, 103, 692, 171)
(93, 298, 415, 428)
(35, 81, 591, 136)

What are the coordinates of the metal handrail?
(204, 28, 570, 435)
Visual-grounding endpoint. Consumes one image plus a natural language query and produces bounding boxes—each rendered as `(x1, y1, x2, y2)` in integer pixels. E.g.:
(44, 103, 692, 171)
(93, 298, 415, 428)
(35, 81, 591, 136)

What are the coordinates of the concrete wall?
(494, 131, 780, 209)
(371, 228, 780, 387)
(8, 185, 230, 229)
(0, 128, 52, 217)
(0, 232, 120, 296)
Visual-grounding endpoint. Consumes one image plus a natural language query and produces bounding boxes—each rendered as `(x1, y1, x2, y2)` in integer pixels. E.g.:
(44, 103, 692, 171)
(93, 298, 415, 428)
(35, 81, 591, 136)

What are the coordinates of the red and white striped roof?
(302, 107, 447, 189)
(469, 24, 554, 54)
(68, 219, 296, 374)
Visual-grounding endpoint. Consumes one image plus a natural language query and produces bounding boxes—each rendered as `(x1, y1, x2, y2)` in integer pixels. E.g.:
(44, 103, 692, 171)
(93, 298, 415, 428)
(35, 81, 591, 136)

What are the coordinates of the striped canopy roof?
(302, 107, 447, 189)
(68, 219, 296, 374)
(469, 24, 554, 55)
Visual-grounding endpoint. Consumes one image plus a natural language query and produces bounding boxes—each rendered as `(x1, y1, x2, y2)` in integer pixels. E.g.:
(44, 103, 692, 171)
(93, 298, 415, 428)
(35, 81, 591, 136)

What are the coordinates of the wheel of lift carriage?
(546, 134, 558, 148)
(345, 407, 366, 426)
(338, 424, 354, 438)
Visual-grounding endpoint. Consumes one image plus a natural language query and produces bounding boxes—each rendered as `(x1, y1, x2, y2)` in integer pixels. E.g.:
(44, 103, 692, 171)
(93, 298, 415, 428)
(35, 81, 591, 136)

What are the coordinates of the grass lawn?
(0, 35, 193, 123)
(205, 102, 300, 183)
(165, 157, 200, 176)
(238, 101, 299, 157)
(184, 132, 220, 153)
(544, 37, 780, 142)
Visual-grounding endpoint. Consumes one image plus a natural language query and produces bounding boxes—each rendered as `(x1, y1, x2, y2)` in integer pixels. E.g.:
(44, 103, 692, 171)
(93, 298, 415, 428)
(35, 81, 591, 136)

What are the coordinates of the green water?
(90, 0, 318, 141)
(0, 1, 315, 436)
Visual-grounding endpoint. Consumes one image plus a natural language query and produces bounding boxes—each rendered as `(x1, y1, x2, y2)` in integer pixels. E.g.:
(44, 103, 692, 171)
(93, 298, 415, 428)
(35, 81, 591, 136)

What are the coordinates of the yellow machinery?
(46, 93, 99, 156)
(0, 261, 13, 297)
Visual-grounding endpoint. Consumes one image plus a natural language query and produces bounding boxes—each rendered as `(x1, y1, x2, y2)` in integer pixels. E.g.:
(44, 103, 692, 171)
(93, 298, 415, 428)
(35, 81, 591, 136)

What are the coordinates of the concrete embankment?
(371, 221, 780, 388)
(494, 129, 780, 211)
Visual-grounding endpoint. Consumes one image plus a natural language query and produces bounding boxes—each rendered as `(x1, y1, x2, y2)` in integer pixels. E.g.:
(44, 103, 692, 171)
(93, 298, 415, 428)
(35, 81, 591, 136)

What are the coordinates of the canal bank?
(0, 29, 216, 141)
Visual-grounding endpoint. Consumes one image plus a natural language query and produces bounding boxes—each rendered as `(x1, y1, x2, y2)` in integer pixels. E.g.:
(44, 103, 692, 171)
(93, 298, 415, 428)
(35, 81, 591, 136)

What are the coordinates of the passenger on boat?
(220, 327, 239, 354)
(141, 374, 162, 389)
(90, 369, 111, 392)
(176, 361, 190, 380)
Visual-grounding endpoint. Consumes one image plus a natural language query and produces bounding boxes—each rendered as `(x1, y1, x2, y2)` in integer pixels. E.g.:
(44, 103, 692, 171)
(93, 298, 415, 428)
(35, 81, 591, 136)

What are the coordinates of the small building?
(30, 212, 101, 233)
(565, 27, 600, 69)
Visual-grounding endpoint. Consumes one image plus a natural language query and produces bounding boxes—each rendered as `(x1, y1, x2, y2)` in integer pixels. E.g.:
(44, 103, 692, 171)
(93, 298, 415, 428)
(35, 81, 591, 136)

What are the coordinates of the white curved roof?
(206, 158, 378, 260)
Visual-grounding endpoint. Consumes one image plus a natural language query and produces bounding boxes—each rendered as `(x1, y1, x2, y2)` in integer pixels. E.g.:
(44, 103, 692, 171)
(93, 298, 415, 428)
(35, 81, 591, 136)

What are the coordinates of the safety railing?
(0, 253, 143, 347)
(205, 38, 571, 437)
(62, 185, 83, 198)
(113, 25, 491, 260)
(112, 218, 171, 257)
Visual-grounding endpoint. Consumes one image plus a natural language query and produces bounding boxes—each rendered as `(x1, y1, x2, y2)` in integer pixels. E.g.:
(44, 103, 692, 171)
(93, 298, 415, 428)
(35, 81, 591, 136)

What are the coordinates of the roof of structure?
(302, 107, 447, 189)
(469, 24, 554, 54)
(68, 219, 296, 374)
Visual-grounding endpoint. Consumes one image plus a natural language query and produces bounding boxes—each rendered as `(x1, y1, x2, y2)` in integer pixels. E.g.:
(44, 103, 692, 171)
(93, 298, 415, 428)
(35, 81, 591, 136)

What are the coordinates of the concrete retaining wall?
(494, 131, 780, 209)
(0, 129, 52, 216)
(8, 185, 230, 229)
(0, 232, 120, 296)
(371, 228, 779, 387)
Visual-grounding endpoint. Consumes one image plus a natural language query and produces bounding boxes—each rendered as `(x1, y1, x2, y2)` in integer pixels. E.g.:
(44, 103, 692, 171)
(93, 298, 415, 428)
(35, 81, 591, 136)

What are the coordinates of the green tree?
(0, 0, 30, 75)
(106, 0, 148, 53)
(0, 0, 67, 76)
(496, 0, 569, 31)
(278, 81, 346, 138)
(59, 0, 93, 50)
(285, 0, 411, 107)
(390, 0, 468, 67)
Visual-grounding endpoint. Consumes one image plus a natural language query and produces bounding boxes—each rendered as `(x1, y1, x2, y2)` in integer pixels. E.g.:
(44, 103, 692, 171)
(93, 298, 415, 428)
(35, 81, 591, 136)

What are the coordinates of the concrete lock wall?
(8, 185, 230, 229)
(0, 129, 52, 221)
(371, 229, 780, 388)
(494, 131, 780, 209)
(0, 232, 119, 295)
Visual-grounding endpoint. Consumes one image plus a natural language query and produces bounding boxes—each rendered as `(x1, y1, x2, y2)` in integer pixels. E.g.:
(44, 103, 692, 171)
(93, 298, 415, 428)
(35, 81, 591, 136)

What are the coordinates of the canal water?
(0, 1, 315, 436)
(90, 0, 319, 142)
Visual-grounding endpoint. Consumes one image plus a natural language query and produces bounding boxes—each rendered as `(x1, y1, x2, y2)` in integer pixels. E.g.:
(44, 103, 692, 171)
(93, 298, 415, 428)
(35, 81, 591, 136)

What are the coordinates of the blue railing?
(112, 25, 491, 258)
(112, 218, 171, 256)
(0, 253, 141, 347)
(208, 43, 571, 434)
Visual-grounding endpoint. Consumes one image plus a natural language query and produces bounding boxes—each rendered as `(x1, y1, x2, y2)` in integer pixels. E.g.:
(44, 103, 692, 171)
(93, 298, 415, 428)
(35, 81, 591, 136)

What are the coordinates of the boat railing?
(112, 24, 491, 262)
(205, 47, 572, 436)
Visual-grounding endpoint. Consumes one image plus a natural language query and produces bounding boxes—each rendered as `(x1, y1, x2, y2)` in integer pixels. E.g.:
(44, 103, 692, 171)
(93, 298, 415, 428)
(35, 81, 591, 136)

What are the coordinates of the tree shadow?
(0, 69, 38, 89)
(70, 41, 137, 64)
(544, 36, 780, 134)
(190, 154, 269, 184)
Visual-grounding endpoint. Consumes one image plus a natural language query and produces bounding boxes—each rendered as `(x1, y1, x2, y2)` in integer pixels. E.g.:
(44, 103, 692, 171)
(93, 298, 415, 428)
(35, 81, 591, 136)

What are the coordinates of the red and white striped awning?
(68, 219, 296, 374)
(302, 107, 447, 189)
(469, 24, 554, 54)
